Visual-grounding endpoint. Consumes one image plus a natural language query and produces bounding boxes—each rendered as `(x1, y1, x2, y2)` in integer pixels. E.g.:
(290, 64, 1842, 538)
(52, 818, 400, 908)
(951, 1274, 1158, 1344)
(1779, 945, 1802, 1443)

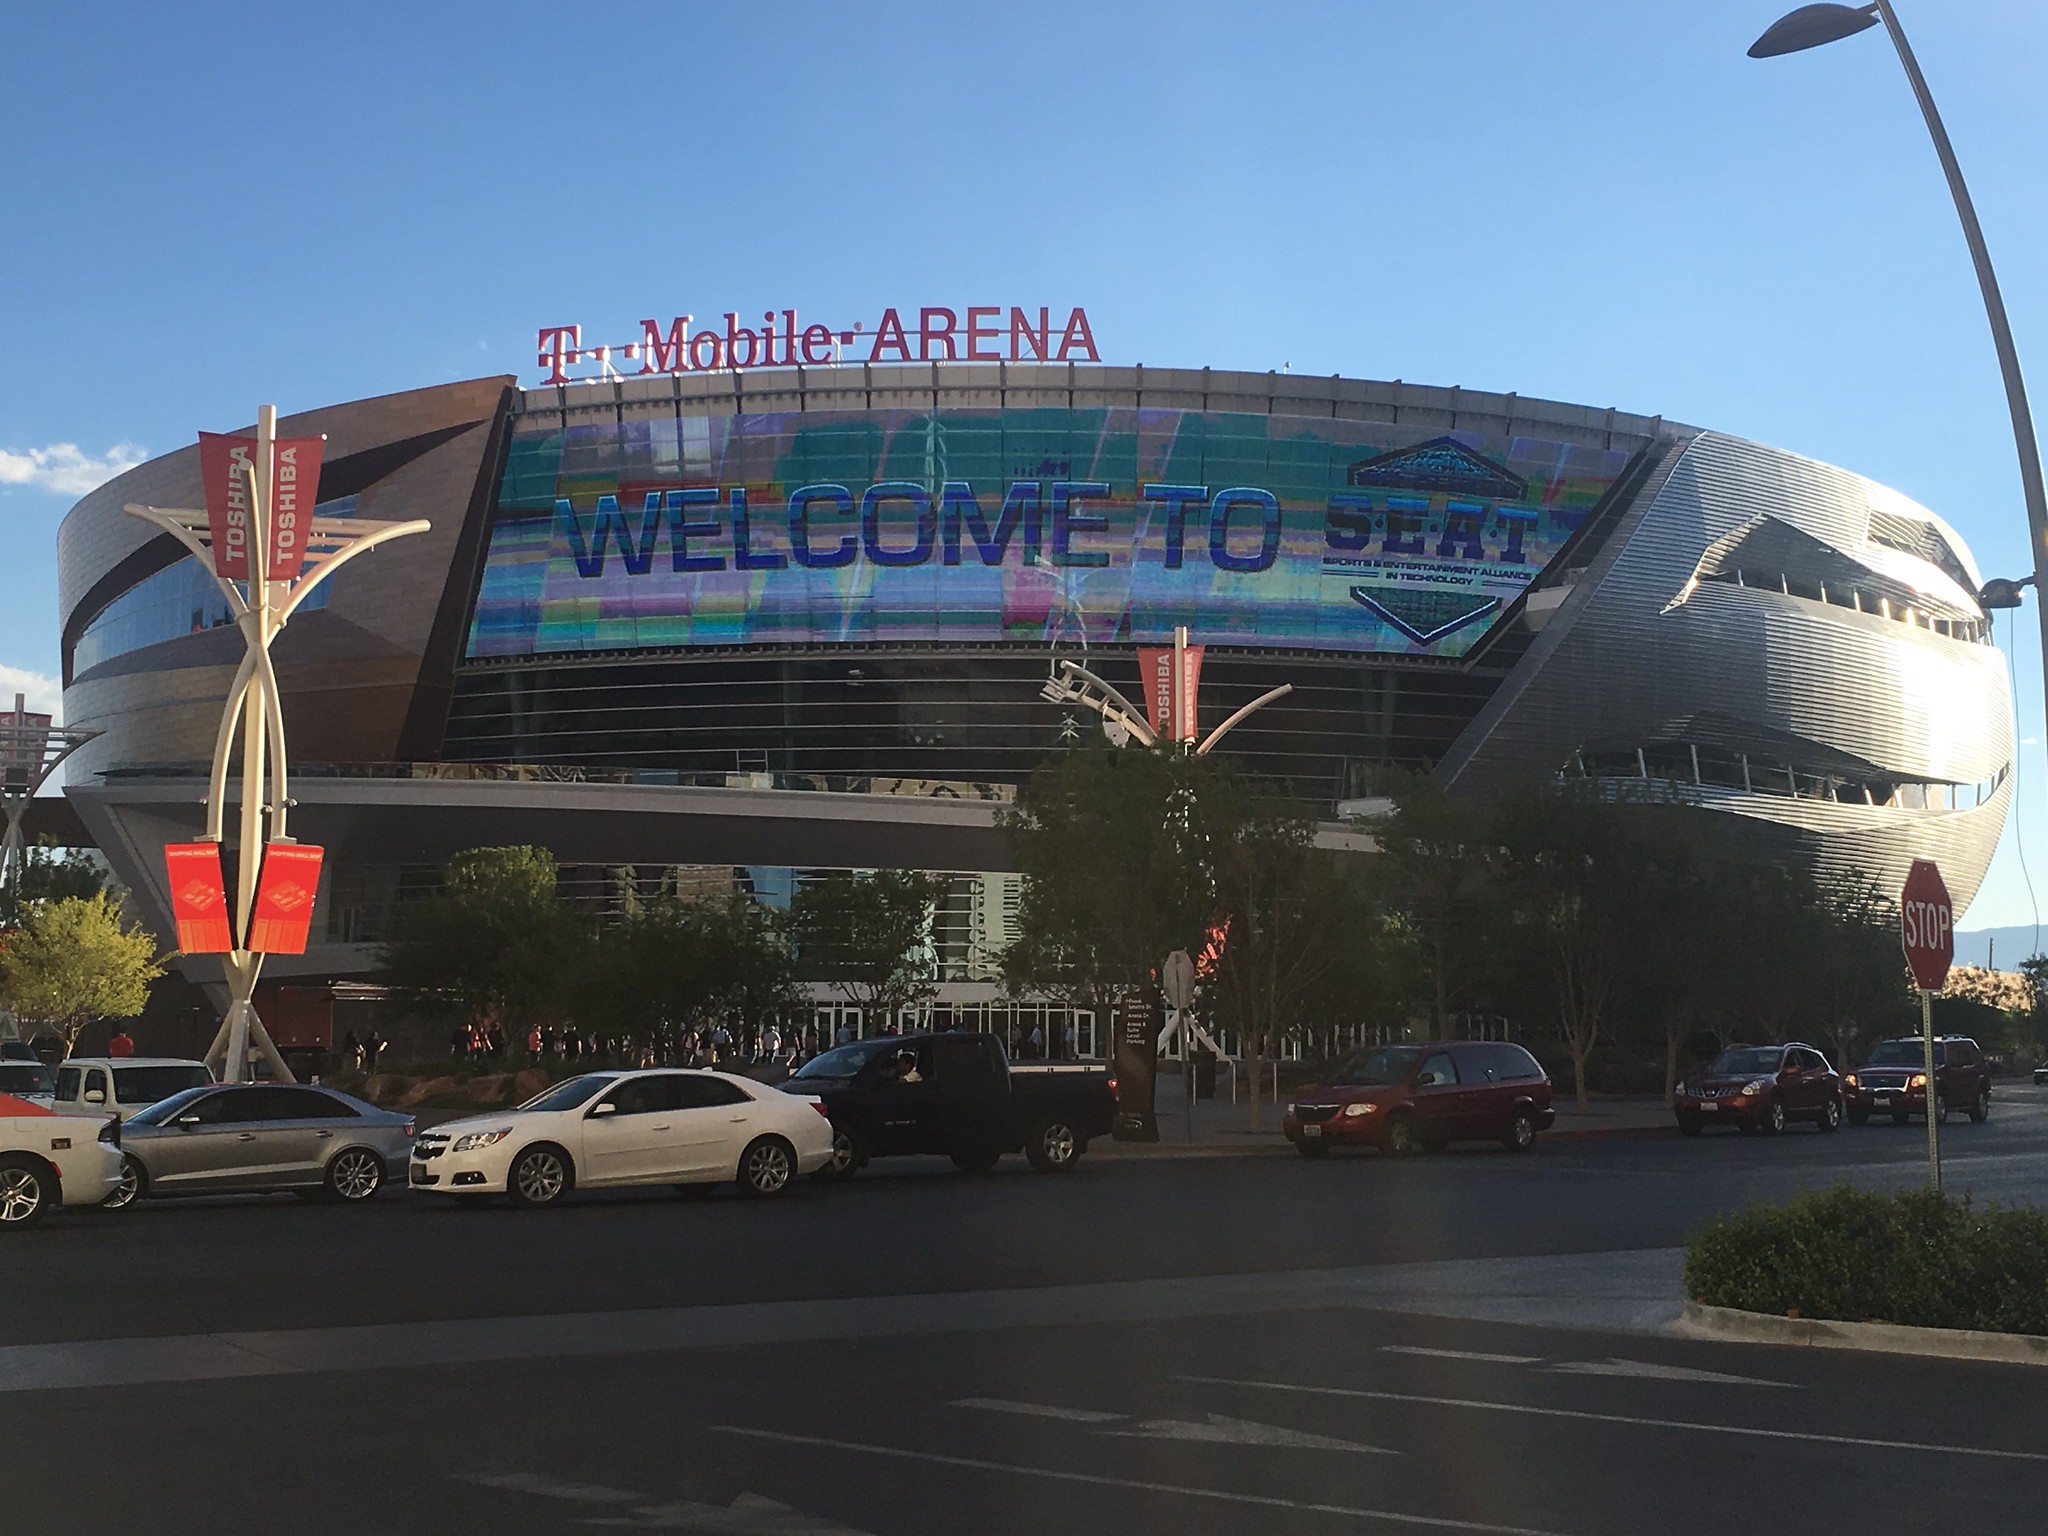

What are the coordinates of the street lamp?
(1750, 3, 2048, 739)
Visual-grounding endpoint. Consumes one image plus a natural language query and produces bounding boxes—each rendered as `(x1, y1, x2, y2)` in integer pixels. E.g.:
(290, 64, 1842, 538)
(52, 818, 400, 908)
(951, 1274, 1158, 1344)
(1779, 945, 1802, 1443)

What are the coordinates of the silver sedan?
(106, 1084, 415, 1207)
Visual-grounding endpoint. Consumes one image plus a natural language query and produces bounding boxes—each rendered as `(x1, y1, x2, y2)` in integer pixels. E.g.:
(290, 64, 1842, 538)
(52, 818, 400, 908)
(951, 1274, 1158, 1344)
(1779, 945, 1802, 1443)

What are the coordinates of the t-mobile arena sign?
(536, 304, 1099, 385)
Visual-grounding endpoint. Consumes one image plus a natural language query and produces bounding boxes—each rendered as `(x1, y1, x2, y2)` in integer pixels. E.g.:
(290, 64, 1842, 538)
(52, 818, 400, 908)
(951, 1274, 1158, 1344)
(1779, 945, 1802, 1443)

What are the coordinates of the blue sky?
(3, 0, 2044, 928)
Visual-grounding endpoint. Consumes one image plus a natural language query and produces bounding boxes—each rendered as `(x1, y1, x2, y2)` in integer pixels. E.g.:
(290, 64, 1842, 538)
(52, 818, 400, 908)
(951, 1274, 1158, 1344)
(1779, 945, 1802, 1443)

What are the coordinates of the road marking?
(1179, 1376, 2048, 1463)
(1107, 1413, 1395, 1454)
(1549, 1358, 1795, 1387)
(1382, 1346, 1542, 1364)
(584, 1491, 874, 1533)
(711, 1426, 1572, 1536)
(952, 1397, 1123, 1422)
(458, 1471, 646, 1503)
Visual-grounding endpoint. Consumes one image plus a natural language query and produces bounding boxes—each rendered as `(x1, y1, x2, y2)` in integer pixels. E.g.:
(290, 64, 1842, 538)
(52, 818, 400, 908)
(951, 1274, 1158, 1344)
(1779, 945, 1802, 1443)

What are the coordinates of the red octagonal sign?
(1900, 858, 1954, 993)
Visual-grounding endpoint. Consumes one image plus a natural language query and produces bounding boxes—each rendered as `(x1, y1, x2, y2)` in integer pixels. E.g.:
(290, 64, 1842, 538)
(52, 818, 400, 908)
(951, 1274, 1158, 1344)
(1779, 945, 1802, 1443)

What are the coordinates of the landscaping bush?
(1685, 1184, 2048, 1335)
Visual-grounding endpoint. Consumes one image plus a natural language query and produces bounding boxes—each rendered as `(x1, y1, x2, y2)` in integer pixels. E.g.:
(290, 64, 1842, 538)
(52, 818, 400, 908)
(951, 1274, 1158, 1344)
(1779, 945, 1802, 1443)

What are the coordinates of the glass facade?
(72, 497, 357, 675)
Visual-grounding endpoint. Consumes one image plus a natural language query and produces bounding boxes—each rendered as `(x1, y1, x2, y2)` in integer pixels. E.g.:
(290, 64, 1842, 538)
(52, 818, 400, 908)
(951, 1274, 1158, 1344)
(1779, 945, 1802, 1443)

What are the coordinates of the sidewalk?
(1097, 1081, 1674, 1157)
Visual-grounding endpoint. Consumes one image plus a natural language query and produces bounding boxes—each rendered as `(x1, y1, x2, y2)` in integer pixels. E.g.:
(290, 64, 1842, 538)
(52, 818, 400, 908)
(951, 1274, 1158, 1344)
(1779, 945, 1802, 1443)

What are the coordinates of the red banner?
(196, 433, 324, 582)
(1136, 643, 1205, 743)
(248, 842, 324, 955)
(164, 843, 233, 954)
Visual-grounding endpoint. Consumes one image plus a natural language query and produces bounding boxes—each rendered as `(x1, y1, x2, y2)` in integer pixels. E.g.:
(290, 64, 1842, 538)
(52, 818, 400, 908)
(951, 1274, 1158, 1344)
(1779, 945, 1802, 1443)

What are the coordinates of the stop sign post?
(1900, 859, 1954, 1191)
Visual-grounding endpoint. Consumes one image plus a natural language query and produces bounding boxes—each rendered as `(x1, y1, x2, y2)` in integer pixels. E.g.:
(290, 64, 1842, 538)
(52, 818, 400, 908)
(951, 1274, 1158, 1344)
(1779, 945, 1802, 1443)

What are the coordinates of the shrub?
(1685, 1184, 2048, 1335)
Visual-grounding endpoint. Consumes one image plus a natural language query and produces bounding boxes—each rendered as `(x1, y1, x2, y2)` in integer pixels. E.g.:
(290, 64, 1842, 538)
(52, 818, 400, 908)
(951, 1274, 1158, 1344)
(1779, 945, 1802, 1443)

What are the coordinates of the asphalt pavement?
(4, 1082, 2044, 1535)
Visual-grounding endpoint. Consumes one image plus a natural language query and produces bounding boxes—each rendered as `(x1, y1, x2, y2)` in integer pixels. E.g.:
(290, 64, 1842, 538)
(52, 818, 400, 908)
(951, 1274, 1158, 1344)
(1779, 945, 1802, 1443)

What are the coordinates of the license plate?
(1876, 1094, 1894, 1105)
(1700, 1101, 1717, 1112)
(409, 1165, 433, 1184)
(1302, 1124, 1323, 1138)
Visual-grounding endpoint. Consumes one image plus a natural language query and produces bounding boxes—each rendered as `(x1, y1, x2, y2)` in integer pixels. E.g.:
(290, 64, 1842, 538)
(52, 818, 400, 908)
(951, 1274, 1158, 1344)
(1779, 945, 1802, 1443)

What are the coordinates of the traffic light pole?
(124, 404, 428, 1082)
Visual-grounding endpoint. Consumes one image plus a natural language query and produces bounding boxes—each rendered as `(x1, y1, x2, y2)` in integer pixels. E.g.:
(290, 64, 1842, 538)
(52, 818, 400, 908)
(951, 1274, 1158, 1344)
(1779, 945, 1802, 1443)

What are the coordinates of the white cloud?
(0, 664, 62, 721)
(0, 441, 147, 497)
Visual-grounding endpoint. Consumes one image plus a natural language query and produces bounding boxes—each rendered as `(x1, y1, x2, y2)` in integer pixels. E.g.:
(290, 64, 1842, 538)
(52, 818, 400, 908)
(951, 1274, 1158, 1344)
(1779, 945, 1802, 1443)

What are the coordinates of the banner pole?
(1920, 987, 1941, 1191)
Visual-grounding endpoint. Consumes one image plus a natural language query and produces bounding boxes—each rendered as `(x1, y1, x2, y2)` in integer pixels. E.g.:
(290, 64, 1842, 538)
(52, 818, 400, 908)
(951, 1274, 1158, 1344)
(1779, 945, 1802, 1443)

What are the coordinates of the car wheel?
(322, 1148, 385, 1203)
(1379, 1112, 1421, 1158)
(811, 1125, 862, 1182)
(950, 1147, 1002, 1173)
(1295, 1139, 1330, 1159)
(1933, 1094, 1949, 1126)
(1502, 1109, 1537, 1152)
(738, 1135, 796, 1198)
(508, 1144, 573, 1208)
(102, 1155, 144, 1210)
(1764, 1098, 1787, 1136)
(1024, 1116, 1082, 1172)
(0, 1155, 56, 1228)
(1847, 1108, 1869, 1126)
(1817, 1097, 1842, 1134)
(1677, 1115, 1703, 1137)
(1968, 1089, 1990, 1124)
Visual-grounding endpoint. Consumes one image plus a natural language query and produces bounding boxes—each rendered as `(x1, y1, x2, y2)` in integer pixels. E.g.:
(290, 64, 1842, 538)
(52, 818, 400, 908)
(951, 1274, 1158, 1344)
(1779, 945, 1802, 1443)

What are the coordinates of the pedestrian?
(107, 1026, 136, 1059)
(526, 1025, 541, 1064)
(451, 1025, 467, 1063)
(365, 1032, 384, 1071)
(341, 1030, 360, 1070)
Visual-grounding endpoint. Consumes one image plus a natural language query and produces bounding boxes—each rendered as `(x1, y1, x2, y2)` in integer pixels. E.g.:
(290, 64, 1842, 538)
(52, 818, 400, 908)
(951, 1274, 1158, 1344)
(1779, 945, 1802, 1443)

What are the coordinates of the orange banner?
(164, 843, 233, 953)
(248, 843, 324, 955)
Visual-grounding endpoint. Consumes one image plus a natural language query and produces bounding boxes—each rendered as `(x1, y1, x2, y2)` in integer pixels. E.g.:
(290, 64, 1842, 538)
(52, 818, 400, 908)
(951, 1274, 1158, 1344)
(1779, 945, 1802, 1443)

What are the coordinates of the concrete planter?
(1681, 1300, 2048, 1366)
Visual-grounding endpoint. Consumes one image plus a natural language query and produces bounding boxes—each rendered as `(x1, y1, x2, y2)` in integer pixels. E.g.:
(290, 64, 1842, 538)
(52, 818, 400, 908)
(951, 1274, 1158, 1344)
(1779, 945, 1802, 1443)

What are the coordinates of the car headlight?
(1844, 1074, 1859, 1089)
(1342, 1102, 1379, 1117)
(1739, 1080, 1767, 1097)
(452, 1127, 513, 1153)
(1908, 1074, 1928, 1089)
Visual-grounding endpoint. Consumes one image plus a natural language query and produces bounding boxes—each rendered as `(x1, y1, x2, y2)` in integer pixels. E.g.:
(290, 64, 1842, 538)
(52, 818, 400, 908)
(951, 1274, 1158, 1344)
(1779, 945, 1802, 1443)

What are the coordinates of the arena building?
(55, 358, 2015, 1044)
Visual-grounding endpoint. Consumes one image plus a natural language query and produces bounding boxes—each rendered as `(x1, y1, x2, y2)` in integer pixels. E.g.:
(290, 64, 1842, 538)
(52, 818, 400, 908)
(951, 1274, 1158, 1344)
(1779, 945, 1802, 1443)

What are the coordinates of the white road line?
(710, 1425, 1573, 1536)
(1107, 1413, 1396, 1454)
(1381, 1346, 1542, 1364)
(458, 1471, 646, 1503)
(1179, 1376, 2048, 1463)
(1549, 1359, 1795, 1387)
(951, 1397, 1123, 1422)
(582, 1491, 875, 1533)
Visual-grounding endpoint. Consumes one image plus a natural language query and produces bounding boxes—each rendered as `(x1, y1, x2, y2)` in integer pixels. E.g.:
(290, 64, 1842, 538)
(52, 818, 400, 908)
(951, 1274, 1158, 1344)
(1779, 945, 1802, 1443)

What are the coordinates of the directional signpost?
(1161, 949, 1197, 1141)
(1899, 858, 1954, 1190)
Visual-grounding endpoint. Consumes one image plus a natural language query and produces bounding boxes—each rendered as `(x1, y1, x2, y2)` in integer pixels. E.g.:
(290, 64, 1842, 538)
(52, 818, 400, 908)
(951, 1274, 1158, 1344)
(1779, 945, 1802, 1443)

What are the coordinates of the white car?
(410, 1068, 833, 1207)
(0, 1060, 56, 1107)
(51, 1058, 214, 1122)
(0, 1092, 125, 1227)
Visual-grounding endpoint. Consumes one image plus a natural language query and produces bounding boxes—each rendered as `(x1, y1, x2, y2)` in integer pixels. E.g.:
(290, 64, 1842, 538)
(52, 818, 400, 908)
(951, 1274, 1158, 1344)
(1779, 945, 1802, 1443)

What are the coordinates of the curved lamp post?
(1750, 3, 2048, 734)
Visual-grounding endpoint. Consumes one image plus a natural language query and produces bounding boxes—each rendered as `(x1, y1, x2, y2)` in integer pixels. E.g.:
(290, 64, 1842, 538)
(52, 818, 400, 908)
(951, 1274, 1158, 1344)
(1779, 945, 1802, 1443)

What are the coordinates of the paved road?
(3, 1083, 2044, 1534)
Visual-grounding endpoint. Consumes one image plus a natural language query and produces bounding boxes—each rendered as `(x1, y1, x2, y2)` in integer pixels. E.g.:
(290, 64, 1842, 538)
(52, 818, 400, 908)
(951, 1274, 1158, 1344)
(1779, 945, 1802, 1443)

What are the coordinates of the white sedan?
(1, 1092, 125, 1228)
(409, 1069, 833, 1207)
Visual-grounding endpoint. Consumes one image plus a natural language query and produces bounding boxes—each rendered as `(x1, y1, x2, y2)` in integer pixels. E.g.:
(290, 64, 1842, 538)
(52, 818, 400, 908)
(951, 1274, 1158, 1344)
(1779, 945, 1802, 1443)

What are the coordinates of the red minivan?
(1282, 1041, 1556, 1158)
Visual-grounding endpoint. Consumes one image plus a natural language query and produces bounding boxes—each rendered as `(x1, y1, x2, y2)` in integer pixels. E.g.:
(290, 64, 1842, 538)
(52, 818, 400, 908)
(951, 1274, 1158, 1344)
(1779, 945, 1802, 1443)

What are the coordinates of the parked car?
(2035, 1062, 2048, 1086)
(1844, 1036, 1992, 1125)
(781, 1032, 1115, 1177)
(107, 1084, 414, 1206)
(0, 1061, 56, 1106)
(51, 1058, 213, 1122)
(0, 1091, 124, 1228)
(412, 1068, 833, 1207)
(1674, 1043, 1842, 1136)
(1282, 1041, 1556, 1158)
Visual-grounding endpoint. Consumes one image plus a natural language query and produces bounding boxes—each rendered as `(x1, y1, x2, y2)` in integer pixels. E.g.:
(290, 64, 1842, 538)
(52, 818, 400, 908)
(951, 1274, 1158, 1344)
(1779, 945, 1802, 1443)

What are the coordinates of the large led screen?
(464, 407, 1632, 660)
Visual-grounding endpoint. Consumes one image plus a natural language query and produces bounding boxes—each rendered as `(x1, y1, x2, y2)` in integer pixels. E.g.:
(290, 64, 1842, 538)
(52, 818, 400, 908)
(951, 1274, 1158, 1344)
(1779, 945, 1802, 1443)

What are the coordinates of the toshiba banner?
(164, 844, 233, 954)
(249, 843, 325, 954)
(197, 432, 324, 581)
(1136, 644, 1205, 743)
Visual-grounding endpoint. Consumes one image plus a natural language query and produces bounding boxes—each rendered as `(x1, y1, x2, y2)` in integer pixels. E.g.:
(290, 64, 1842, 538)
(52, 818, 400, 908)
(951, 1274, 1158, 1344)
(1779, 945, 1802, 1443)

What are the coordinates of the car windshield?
(0, 1064, 53, 1095)
(1866, 1040, 1945, 1067)
(112, 1065, 214, 1103)
(1327, 1046, 1423, 1087)
(516, 1074, 617, 1112)
(126, 1086, 215, 1126)
(792, 1040, 906, 1080)
(1707, 1047, 1783, 1076)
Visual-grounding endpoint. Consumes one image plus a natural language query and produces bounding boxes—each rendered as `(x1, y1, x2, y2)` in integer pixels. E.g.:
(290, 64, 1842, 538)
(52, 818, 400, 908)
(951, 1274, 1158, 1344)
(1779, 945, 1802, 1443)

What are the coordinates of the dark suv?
(1845, 1036, 1991, 1125)
(1674, 1043, 1842, 1136)
(1283, 1040, 1555, 1157)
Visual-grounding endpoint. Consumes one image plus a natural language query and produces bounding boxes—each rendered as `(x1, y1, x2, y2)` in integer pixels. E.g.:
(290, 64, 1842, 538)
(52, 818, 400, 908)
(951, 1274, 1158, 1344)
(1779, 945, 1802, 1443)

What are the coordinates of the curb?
(1545, 1124, 1677, 1142)
(1678, 1300, 2048, 1367)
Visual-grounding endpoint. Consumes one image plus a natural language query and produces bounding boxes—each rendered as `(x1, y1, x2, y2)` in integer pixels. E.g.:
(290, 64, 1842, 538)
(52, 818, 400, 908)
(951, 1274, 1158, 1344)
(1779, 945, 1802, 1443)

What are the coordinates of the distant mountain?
(1955, 924, 2048, 970)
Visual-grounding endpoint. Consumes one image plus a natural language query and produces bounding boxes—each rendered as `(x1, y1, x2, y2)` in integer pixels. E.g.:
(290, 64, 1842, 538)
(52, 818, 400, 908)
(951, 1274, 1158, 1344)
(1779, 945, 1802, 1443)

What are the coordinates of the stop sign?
(1900, 858, 1954, 993)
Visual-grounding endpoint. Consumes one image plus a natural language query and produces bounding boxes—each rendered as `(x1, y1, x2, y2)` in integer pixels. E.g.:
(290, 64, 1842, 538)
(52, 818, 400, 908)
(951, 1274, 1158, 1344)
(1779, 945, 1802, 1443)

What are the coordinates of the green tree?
(998, 745, 1221, 1016)
(1375, 773, 1505, 1038)
(0, 841, 109, 928)
(0, 891, 167, 1054)
(586, 894, 806, 1043)
(790, 869, 943, 1026)
(380, 846, 590, 1041)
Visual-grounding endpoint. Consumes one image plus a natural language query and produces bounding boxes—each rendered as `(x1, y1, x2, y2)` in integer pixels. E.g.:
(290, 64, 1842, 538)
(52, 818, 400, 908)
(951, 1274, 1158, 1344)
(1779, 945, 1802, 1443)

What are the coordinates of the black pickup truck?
(780, 1032, 1115, 1177)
